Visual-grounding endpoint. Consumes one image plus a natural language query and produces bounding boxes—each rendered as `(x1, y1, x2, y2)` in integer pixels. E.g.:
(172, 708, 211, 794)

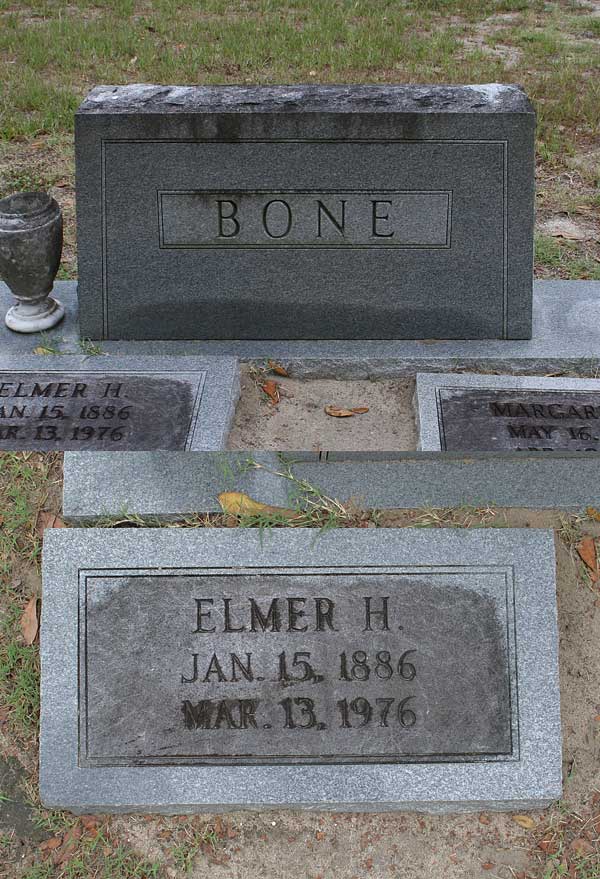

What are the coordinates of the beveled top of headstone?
(77, 83, 534, 116)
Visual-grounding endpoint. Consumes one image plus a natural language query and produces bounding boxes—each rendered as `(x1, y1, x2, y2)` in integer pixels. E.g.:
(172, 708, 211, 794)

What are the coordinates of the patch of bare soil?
(456, 14, 524, 68)
(577, 0, 600, 16)
(566, 148, 600, 181)
(228, 368, 417, 452)
(539, 215, 599, 242)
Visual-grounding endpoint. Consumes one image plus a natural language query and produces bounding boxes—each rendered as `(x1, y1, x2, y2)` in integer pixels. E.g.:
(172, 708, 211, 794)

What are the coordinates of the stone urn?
(0, 191, 65, 333)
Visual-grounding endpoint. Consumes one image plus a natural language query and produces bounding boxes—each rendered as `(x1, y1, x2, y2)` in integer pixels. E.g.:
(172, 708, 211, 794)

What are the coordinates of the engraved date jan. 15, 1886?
(180, 648, 418, 733)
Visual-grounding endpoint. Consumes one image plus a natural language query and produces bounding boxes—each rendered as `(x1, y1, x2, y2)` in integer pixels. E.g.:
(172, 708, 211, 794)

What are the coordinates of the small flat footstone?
(40, 527, 561, 813)
(0, 354, 239, 450)
(416, 372, 600, 452)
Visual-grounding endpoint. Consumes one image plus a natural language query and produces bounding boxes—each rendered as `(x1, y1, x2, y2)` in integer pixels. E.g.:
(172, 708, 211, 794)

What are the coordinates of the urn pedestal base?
(4, 295, 65, 333)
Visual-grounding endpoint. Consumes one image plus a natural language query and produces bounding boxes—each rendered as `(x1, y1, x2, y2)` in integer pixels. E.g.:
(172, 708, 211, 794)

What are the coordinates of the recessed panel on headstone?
(415, 372, 600, 452)
(75, 84, 535, 342)
(0, 355, 239, 450)
(40, 528, 561, 812)
(81, 569, 513, 766)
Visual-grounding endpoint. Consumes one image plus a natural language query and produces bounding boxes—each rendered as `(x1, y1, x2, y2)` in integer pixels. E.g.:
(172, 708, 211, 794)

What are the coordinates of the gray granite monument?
(415, 372, 600, 452)
(40, 527, 561, 812)
(75, 84, 535, 342)
(0, 354, 239, 450)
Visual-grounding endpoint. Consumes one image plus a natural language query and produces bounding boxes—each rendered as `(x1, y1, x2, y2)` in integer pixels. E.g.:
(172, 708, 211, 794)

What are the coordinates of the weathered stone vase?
(0, 191, 65, 333)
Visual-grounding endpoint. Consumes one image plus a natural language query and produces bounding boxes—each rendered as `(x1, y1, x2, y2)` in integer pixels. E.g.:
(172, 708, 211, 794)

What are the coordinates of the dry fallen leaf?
(218, 491, 297, 520)
(570, 838, 594, 857)
(261, 380, 280, 405)
(33, 346, 55, 355)
(577, 536, 598, 580)
(512, 815, 536, 830)
(586, 506, 600, 522)
(20, 596, 39, 646)
(324, 405, 370, 418)
(37, 511, 67, 537)
(325, 406, 355, 417)
(267, 359, 289, 377)
(540, 216, 593, 241)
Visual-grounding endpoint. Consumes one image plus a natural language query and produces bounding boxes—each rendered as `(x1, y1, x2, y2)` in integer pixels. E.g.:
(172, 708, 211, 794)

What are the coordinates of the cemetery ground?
(0, 0, 599, 287)
(0, 452, 599, 878)
(228, 368, 418, 451)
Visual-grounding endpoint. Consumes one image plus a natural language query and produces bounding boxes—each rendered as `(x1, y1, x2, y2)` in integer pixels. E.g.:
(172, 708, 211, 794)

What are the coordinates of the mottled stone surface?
(3, 280, 600, 378)
(79, 84, 533, 115)
(82, 571, 512, 765)
(75, 84, 534, 341)
(0, 354, 239, 450)
(415, 373, 600, 452)
(40, 528, 560, 812)
(62, 451, 600, 523)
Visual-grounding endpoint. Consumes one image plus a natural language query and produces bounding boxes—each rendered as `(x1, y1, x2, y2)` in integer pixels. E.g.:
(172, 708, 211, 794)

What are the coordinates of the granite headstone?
(75, 84, 535, 342)
(415, 372, 600, 452)
(0, 355, 239, 450)
(40, 528, 561, 812)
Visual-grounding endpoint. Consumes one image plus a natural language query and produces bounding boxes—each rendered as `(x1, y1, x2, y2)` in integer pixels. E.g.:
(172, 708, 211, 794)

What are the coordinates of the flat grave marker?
(75, 83, 534, 341)
(0, 355, 239, 450)
(415, 372, 600, 452)
(41, 528, 561, 812)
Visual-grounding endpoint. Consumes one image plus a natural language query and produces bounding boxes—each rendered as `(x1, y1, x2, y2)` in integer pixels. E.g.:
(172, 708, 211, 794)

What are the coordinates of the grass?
(171, 826, 219, 874)
(535, 235, 600, 281)
(21, 829, 163, 879)
(0, 453, 60, 746)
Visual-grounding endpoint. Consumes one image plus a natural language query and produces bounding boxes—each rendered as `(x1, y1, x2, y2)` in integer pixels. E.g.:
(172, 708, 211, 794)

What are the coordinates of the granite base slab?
(62, 451, 600, 522)
(40, 527, 561, 812)
(2, 280, 600, 378)
(0, 354, 239, 450)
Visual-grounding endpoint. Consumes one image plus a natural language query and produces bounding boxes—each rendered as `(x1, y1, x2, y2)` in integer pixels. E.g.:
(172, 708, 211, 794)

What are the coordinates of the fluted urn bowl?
(0, 191, 65, 333)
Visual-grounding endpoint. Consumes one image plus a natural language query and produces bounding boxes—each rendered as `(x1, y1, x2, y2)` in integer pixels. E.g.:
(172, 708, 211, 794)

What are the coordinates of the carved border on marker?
(434, 386, 600, 453)
(76, 564, 520, 767)
(0, 369, 206, 452)
(99, 139, 508, 339)
(156, 189, 453, 250)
